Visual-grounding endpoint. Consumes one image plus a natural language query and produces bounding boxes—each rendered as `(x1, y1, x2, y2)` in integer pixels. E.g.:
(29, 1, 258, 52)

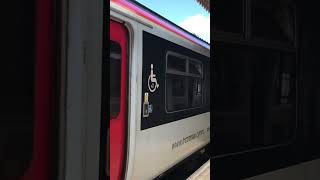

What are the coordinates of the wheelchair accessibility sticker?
(148, 64, 159, 93)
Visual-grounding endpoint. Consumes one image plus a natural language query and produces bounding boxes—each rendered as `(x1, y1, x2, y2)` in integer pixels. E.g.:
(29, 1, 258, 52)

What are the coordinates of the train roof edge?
(110, 0, 210, 50)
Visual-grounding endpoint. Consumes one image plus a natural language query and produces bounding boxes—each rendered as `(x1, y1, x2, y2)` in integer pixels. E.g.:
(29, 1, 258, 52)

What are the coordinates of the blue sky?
(135, 0, 210, 43)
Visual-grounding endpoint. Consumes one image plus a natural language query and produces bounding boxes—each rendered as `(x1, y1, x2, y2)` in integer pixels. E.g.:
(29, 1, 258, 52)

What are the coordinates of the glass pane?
(214, 0, 244, 34)
(252, 49, 296, 146)
(252, 0, 295, 43)
(167, 54, 187, 73)
(110, 41, 122, 118)
(213, 42, 297, 156)
(188, 78, 202, 107)
(189, 60, 202, 76)
(166, 74, 188, 112)
(203, 71, 210, 107)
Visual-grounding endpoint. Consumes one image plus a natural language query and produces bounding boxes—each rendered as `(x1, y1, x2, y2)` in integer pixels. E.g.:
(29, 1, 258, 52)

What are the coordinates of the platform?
(187, 160, 210, 180)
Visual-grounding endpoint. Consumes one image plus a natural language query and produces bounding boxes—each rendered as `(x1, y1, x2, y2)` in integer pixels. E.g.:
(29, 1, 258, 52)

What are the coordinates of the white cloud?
(179, 14, 210, 43)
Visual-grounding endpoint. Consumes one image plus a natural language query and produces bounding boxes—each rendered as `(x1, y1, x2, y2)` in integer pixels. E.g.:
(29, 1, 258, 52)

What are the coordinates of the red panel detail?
(110, 21, 128, 180)
(21, 0, 53, 179)
(111, 0, 209, 49)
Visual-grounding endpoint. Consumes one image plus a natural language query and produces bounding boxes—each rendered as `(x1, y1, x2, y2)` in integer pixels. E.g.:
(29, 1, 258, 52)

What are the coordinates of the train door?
(109, 20, 128, 180)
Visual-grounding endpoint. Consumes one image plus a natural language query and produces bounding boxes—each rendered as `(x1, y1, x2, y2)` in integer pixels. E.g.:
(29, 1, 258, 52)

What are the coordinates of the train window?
(188, 60, 203, 108)
(167, 54, 187, 74)
(0, 0, 35, 179)
(203, 71, 210, 107)
(280, 73, 291, 104)
(189, 60, 202, 76)
(252, 50, 296, 146)
(213, 43, 296, 156)
(166, 52, 203, 112)
(214, 0, 244, 34)
(251, 0, 295, 43)
(188, 78, 202, 107)
(166, 74, 188, 112)
(110, 41, 122, 118)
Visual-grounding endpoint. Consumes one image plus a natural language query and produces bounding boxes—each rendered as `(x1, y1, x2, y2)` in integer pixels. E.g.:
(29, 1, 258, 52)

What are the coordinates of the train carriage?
(108, 1, 210, 179)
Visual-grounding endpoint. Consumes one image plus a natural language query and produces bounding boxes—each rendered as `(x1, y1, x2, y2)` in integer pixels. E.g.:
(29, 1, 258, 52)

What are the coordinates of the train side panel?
(110, 2, 210, 179)
(130, 17, 210, 180)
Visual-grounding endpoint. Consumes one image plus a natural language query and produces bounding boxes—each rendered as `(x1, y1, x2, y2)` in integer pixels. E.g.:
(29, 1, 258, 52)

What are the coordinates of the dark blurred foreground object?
(0, 0, 36, 179)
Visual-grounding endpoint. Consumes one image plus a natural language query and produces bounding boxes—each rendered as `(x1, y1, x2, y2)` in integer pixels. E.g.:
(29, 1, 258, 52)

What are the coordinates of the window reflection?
(110, 41, 122, 118)
(213, 43, 296, 155)
(252, 0, 295, 43)
(166, 53, 203, 112)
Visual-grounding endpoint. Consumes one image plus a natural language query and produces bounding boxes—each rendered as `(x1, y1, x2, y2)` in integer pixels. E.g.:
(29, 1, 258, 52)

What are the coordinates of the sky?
(135, 0, 210, 43)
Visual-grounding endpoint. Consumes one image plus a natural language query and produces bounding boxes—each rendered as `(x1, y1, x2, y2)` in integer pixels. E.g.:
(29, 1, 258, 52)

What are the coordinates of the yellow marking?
(144, 92, 149, 103)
